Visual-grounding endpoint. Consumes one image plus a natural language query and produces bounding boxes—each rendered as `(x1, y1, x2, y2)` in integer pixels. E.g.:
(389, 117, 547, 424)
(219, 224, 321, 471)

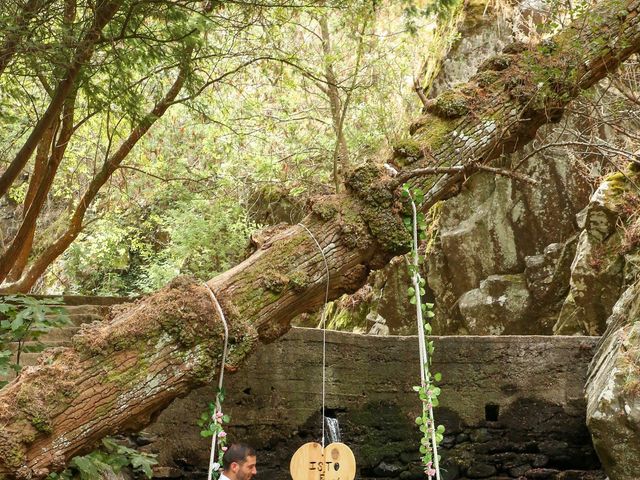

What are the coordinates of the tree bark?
(403, 0, 640, 208)
(0, 183, 408, 477)
(5, 120, 58, 283)
(0, 0, 639, 476)
(1, 94, 76, 284)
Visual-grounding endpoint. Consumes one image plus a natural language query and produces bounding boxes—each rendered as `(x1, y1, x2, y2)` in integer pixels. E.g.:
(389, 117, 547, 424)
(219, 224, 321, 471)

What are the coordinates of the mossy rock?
(475, 70, 500, 88)
(429, 91, 469, 119)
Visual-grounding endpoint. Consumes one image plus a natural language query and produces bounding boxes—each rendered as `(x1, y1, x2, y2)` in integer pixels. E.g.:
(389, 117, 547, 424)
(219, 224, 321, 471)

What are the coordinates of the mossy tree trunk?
(1, 0, 639, 476)
(0, 190, 410, 478)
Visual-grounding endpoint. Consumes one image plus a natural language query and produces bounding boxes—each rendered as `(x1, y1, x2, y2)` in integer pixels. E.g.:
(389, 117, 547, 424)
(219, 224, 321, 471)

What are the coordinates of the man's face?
(233, 455, 257, 480)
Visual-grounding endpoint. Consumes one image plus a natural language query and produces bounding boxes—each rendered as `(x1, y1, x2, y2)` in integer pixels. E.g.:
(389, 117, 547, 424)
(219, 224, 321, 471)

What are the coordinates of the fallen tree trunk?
(1, 0, 639, 476)
(0, 186, 410, 478)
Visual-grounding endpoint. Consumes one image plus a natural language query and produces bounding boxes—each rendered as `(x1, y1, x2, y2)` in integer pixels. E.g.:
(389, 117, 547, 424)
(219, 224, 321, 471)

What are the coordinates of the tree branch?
(0, 0, 123, 199)
(1, 57, 190, 293)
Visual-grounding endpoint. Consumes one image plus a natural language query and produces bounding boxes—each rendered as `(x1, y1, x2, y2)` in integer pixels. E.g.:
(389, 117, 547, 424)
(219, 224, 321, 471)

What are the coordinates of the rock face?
(458, 273, 532, 335)
(419, 0, 611, 335)
(586, 282, 640, 480)
(139, 328, 603, 479)
(428, 145, 592, 334)
(554, 178, 628, 335)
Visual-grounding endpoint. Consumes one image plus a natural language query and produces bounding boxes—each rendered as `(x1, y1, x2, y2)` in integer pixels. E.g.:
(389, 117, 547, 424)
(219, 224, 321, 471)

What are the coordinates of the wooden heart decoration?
(290, 442, 356, 480)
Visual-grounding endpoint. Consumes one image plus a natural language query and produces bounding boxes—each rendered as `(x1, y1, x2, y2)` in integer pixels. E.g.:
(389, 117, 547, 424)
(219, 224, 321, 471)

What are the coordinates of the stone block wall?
(139, 328, 604, 480)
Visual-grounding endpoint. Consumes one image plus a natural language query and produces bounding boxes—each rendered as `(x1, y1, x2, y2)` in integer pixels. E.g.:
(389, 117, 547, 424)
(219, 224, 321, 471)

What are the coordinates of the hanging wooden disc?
(290, 442, 356, 480)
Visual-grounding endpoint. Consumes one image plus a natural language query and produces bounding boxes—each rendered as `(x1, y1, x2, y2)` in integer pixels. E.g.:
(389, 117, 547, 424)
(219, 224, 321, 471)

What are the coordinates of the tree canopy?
(0, 0, 446, 294)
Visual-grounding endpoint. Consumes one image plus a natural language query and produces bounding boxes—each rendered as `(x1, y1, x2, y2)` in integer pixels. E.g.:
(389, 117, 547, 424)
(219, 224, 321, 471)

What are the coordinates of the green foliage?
(0, 296, 70, 387)
(2, 0, 443, 295)
(197, 388, 230, 479)
(26, 0, 435, 295)
(402, 0, 459, 34)
(46, 437, 158, 479)
(61, 192, 258, 295)
(402, 184, 443, 478)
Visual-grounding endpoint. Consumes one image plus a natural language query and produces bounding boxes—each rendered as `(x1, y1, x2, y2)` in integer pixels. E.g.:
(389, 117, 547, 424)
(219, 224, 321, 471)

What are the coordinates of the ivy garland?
(402, 184, 443, 480)
(198, 388, 231, 479)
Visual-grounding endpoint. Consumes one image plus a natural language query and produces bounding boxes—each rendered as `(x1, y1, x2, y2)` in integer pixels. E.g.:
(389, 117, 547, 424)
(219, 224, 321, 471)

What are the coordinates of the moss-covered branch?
(397, 0, 640, 208)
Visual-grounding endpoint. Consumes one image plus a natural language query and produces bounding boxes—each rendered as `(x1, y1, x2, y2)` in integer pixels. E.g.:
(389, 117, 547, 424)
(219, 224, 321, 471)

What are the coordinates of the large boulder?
(458, 273, 532, 335)
(583, 166, 640, 479)
(585, 282, 640, 480)
(554, 174, 631, 335)
(427, 143, 592, 334)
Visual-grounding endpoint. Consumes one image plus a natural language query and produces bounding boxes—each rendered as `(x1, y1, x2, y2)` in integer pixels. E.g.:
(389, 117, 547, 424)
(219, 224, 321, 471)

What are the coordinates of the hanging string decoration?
(202, 283, 231, 480)
(290, 224, 357, 480)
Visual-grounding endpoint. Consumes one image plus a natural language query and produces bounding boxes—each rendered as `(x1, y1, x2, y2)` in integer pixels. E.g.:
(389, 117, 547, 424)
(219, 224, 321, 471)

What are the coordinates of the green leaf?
(10, 316, 24, 331)
(131, 454, 158, 478)
(70, 457, 102, 477)
(0, 304, 14, 314)
(434, 372, 442, 382)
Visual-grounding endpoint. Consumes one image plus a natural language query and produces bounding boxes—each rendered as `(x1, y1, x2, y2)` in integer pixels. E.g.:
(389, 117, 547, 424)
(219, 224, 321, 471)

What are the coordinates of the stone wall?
(139, 328, 603, 480)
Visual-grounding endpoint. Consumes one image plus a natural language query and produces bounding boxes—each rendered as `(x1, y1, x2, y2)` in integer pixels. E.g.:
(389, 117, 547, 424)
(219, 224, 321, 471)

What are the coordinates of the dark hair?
(222, 443, 256, 471)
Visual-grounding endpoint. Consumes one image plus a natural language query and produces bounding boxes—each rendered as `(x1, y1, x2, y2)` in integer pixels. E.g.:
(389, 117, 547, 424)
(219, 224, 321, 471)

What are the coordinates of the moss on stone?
(347, 401, 418, 466)
(614, 319, 640, 396)
(429, 90, 469, 119)
(475, 70, 500, 88)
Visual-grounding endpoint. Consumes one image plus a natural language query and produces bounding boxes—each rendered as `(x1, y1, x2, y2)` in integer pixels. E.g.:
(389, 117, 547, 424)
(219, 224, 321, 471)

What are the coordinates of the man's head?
(222, 443, 257, 480)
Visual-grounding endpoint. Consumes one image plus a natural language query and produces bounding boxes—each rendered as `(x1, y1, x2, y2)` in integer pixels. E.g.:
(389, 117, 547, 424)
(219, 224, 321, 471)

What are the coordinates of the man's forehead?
(243, 455, 257, 465)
